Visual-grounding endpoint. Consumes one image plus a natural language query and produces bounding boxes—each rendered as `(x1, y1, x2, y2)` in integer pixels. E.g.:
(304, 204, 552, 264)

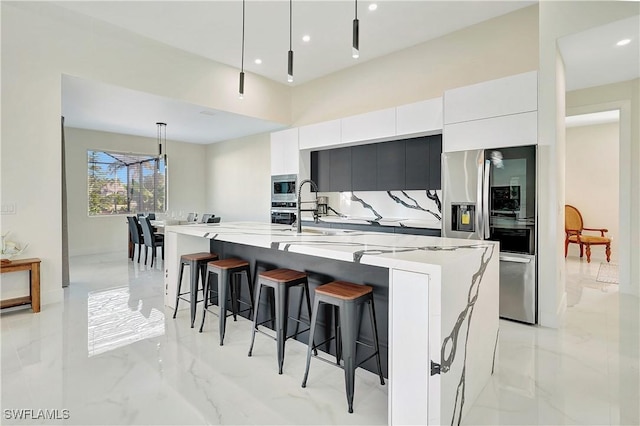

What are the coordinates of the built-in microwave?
(271, 174, 297, 202)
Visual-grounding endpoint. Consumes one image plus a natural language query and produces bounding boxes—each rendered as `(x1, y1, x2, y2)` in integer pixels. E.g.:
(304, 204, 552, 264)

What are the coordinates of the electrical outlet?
(1, 203, 16, 215)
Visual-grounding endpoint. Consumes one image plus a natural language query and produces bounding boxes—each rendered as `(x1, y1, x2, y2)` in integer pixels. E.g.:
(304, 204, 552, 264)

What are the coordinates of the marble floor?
(1, 253, 638, 425)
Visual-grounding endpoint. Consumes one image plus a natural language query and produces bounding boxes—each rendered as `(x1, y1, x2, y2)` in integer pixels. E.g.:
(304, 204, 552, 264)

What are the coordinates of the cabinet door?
(429, 135, 442, 190)
(377, 141, 405, 190)
(299, 119, 341, 150)
(341, 108, 396, 144)
(330, 147, 352, 191)
(270, 128, 299, 175)
(351, 144, 378, 191)
(405, 137, 430, 190)
(396, 98, 443, 136)
(311, 150, 331, 192)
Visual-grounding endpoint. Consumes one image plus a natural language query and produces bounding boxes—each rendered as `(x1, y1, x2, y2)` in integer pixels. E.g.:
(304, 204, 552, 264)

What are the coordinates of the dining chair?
(186, 212, 198, 222)
(564, 204, 611, 263)
(201, 213, 215, 223)
(208, 217, 221, 223)
(126, 216, 144, 263)
(140, 216, 164, 267)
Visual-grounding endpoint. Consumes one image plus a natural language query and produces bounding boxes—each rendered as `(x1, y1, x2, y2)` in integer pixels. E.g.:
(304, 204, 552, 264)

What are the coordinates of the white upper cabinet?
(341, 107, 396, 144)
(270, 128, 299, 175)
(396, 98, 443, 136)
(443, 71, 537, 125)
(443, 111, 537, 153)
(298, 119, 341, 150)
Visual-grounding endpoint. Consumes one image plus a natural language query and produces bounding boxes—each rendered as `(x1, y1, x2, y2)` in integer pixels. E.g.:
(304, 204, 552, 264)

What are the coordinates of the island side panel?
(440, 243, 499, 426)
(164, 231, 212, 310)
(210, 240, 390, 377)
(389, 268, 431, 425)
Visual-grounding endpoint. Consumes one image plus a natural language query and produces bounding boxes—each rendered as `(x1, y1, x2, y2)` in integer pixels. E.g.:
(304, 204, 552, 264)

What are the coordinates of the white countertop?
(165, 221, 494, 274)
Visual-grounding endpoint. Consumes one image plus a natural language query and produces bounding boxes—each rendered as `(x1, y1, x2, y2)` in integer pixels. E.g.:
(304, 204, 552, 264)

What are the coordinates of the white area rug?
(596, 262, 619, 284)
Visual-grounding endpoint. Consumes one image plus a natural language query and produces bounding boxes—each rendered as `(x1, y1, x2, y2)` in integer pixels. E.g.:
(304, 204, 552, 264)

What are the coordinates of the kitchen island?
(164, 221, 498, 425)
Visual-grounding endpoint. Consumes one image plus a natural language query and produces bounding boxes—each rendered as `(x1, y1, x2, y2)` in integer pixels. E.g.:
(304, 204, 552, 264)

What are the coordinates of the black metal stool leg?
(248, 280, 264, 357)
(340, 300, 358, 414)
(302, 296, 321, 388)
(172, 262, 185, 319)
(368, 296, 385, 385)
(275, 283, 289, 374)
(218, 269, 229, 346)
(199, 269, 212, 333)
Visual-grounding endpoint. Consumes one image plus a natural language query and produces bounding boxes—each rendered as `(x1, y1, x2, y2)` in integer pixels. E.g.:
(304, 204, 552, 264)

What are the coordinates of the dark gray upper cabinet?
(429, 135, 442, 190)
(311, 133, 442, 192)
(311, 150, 331, 192)
(330, 147, 352, 191)
(352, 144, 377, 191)
(376, 141, 405, 190)
(405, 137, 430, 190)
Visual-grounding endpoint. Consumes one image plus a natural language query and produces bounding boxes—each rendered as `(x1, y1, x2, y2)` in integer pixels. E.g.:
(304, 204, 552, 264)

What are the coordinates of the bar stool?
(172, 252, 219, 328)
(302, 281, 385, 414)
(248, 268, 314, 374)
(199, 258, 253, 346)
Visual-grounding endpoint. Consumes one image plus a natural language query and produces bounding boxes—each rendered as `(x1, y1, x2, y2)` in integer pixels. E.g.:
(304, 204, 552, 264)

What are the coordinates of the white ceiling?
(558, 15, 640, 92)
(56, 1, 639, 144)
(62, 75, 285, 144)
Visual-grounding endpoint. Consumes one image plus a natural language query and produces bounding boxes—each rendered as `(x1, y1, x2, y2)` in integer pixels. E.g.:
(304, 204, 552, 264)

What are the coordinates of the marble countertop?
(301, 215, 442, 229)
(165, 221, 495, 274)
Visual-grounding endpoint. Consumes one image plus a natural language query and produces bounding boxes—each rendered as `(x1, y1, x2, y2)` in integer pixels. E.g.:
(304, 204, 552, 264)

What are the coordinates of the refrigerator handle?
(477, 161, 483, 238)
(483, 160, 491, 238)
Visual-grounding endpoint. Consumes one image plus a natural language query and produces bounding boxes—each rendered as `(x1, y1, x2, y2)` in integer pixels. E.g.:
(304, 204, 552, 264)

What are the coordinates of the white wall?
(566, 79, 640, 297)
(204, 133, 271, 222)
(565, 122, 620, 262)
(292, 5, 539, 125)
(0, 2, 290, 305)
(538, 1, 640, 327)
(64, 127, 207, 256)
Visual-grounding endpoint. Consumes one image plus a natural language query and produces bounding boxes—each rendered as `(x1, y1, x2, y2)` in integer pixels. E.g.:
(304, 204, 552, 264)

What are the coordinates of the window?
(87, 150, 166, 216)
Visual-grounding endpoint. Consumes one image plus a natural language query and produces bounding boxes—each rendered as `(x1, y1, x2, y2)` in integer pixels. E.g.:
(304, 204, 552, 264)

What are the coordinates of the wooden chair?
(564, 204, 611, 263)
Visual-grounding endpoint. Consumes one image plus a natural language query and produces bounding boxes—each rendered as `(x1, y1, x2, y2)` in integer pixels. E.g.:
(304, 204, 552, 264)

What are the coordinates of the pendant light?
(156, 122, 166, 157)
(287, 0, 294, 83)
(352, 0, 359, 59)
(239, 0, 246, 99)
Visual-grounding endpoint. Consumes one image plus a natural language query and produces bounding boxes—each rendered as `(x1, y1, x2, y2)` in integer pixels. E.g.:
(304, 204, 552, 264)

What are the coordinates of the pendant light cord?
(241, 0, 245, 72)
(355, 0, 357, 20)
(289, 0, 292, 51)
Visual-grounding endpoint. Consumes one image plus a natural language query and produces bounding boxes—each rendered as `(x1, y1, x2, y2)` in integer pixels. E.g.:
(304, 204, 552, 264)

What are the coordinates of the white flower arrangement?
(1, 232, 28, 261)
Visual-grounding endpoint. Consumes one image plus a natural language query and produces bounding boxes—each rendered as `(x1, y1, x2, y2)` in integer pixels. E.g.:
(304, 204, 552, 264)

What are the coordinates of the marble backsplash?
(319, 190, 442, 224)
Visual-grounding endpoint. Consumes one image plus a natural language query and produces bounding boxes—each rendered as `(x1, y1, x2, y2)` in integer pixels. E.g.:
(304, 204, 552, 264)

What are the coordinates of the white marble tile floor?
(1, 254, 638, 425)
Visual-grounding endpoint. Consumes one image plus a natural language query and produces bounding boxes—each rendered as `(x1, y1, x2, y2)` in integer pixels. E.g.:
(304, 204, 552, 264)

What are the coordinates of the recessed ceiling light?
(616, 38, 631, 46)
(368, 3, 377, 11)
(302, 35, 311, 42)
(254, 58, 262, 65)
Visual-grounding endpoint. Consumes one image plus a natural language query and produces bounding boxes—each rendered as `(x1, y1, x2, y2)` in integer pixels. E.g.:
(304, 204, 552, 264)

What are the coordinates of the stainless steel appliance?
(270, 174, 297, 225)
(442, 145, 537, 324)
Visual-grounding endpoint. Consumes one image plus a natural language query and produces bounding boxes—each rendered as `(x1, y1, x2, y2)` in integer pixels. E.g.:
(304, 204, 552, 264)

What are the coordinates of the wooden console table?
(0, 258, 41, 313)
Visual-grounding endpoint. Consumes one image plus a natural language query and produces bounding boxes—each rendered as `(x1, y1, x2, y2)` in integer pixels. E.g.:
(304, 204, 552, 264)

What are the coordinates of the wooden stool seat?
(181, 252, 219, 262)
(315, 281, 372, 300)
(259, 268, 307, 282)
(208, 258, 250, 269)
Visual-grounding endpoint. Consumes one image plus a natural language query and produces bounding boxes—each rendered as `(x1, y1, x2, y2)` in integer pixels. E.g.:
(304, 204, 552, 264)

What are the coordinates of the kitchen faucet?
(296, 179, 319, 233)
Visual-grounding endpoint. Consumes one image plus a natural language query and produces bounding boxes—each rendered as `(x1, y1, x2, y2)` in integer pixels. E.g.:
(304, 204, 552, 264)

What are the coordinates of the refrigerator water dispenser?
(451, 203, 476, 232)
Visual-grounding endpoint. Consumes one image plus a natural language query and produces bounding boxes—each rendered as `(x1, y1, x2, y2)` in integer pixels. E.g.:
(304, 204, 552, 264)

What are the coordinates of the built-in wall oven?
(270, 174, 297, 225)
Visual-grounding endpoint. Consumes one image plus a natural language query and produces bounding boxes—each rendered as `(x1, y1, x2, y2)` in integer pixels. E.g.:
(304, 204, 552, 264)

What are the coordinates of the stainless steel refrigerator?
(442, 145, 537, 324)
